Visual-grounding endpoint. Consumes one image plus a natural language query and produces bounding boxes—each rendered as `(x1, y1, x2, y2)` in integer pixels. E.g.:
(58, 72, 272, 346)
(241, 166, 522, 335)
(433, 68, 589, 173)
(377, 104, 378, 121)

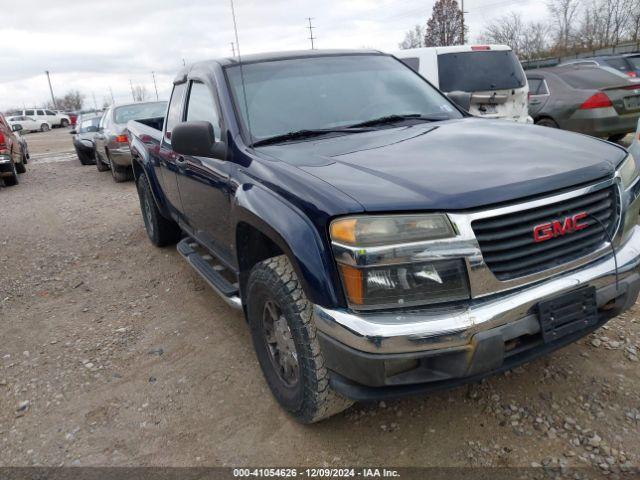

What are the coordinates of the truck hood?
(256, 118, 626, 211)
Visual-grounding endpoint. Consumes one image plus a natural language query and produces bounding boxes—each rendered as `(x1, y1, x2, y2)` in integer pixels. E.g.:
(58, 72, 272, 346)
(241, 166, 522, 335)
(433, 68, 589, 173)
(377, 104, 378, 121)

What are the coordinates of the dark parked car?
(0, 113, 28, 186)
(527, 64, 640, 141)
(625, 53, 640, 77)
(128, 50, 640, 423)
(70, 114, 102, 165)
(94, 101, 167, 182)
(561, 55, 638, 78)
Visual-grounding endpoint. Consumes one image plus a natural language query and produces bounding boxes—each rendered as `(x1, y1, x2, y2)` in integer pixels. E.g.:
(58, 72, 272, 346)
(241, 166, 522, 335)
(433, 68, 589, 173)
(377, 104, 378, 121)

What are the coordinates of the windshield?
(437, 50, 526, 92)
(79, 116, 101, 133)
(114, 102, 167, 124)
(225, 54, 461, 142)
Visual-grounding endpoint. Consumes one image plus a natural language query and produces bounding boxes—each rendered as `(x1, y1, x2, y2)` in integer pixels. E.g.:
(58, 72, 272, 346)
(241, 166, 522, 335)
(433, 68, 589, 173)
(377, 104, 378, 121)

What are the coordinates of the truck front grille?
(472, 185, 619, 281)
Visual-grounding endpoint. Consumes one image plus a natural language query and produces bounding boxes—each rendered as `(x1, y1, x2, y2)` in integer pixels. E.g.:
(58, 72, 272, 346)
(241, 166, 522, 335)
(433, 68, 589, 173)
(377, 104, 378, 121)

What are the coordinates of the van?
(394, 45, 532, 123)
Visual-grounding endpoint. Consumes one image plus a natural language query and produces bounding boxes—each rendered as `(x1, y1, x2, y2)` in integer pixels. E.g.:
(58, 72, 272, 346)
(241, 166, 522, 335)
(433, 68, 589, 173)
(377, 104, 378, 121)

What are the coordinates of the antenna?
(230, 0, 252, 138)
(230, 42, 236, 57)
(152, 71, 159, 101)
(306, 17, 316, 49)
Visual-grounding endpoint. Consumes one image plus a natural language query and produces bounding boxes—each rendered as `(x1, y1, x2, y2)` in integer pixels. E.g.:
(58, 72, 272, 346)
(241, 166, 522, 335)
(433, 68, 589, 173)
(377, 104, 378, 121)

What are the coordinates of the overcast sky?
(0, 0, 548, 111)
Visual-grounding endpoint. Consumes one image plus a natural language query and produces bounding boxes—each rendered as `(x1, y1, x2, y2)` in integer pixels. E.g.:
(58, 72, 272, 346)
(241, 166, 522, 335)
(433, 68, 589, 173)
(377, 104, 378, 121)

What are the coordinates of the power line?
(230, 42, 236, 57)
(306, 17, 316, 49)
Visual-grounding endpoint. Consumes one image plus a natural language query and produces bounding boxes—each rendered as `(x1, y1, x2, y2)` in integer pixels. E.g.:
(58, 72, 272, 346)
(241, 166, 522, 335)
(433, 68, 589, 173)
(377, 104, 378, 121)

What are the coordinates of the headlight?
(618, 154, 639, 189)
(330, 214, 455, 246)
(330, 215, 470, 310)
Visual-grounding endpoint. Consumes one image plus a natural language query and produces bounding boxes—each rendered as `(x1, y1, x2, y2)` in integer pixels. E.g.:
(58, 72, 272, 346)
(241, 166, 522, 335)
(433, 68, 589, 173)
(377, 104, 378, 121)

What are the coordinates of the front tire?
(40, 123, 50, 132)
(246, 256, 353, 423)
(136, 173, 182, 247)
(109, 153, 133, 182)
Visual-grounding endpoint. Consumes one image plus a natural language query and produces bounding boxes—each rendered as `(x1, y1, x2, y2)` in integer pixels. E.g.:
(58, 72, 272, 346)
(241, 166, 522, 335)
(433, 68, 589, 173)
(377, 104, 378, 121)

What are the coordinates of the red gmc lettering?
(533, 212, 589, 243)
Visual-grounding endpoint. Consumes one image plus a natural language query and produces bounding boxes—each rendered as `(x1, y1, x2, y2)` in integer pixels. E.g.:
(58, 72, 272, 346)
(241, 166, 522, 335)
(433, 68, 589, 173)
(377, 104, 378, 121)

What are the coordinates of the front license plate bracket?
(537, 286, 598, 343)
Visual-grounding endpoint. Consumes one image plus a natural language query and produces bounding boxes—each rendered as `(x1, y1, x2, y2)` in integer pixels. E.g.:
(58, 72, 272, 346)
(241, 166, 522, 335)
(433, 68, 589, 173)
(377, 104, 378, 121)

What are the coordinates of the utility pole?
(152, 71, 159, 101)
(92, 92, 98, 112)
(45, 71, 57, 109)
(109, 87, 115, 105)
(306, 17, 316, 49)
(230, 42, 236, 57)
(460, 0, 466, 45)
(129, 79, 135, 102)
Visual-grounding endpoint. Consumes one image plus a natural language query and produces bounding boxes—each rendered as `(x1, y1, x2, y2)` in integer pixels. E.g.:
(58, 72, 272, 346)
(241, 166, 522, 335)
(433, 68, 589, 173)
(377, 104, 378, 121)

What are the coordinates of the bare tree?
(631, 0, 640, 41)
(399, 24, 425, 49)
(424, 0, 464, 47)
(546, 0, 580, 49)
(46, 90, 84, 111)
(480, 13, 550, 60)
(132, 85, 148, 102)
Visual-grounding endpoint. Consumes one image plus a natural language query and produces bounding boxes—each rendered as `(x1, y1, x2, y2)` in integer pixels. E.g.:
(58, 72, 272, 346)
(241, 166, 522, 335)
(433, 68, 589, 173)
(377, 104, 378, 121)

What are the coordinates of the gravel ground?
(1, 128, 639, 474)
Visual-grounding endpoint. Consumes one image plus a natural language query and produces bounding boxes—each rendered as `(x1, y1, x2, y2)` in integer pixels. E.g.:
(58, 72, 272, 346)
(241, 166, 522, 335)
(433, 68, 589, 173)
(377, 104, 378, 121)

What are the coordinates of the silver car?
(94, 101, 167, 182)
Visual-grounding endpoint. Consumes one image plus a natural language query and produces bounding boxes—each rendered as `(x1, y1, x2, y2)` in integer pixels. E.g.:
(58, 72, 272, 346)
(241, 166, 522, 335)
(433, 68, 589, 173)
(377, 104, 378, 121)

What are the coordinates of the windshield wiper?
(346, 113, 450, 128)
(252, 127, 374, 147)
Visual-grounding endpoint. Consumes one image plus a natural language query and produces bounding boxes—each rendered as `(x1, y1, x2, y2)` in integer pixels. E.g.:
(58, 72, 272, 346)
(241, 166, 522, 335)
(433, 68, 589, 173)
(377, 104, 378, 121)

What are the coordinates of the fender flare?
(233, 183, 344, 308)
(129, 139, 172, 219)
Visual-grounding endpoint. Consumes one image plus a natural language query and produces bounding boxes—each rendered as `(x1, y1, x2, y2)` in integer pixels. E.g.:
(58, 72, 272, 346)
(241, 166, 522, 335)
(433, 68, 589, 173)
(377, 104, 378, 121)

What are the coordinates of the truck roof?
(174, 49, 383, 83)
(394, 45, 512, 56)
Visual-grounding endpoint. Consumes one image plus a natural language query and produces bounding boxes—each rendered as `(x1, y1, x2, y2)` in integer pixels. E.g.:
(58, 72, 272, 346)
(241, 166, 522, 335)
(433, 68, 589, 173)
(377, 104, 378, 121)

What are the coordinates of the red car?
(0, 114, 28, 187)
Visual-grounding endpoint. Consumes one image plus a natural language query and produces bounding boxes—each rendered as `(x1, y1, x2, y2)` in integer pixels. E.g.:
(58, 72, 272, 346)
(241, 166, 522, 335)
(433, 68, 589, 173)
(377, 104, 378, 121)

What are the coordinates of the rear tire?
(15, 160, 26, 174)
(60, 119, 69, 128)
(136, 173, 182, 247)
(95, 151, 109, 172)
(608, 133, 627, 143)
(535, 118, 559, 129)
(109, 154, 133, 182)
(40, 123, 50, 132)
(246, 255, 354, 424)
(3, 162, 19, 186)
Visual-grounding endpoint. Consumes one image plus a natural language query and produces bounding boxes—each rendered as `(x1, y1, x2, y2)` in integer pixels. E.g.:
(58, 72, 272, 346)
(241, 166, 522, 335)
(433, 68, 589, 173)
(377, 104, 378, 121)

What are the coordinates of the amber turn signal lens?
(338, 264, 364, 305)
(330, 218, 357, 244)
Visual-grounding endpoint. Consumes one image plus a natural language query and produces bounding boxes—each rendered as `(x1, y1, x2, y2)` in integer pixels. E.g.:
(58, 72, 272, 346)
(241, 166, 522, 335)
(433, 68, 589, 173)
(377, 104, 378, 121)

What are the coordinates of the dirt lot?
(1, 128, 639, 473)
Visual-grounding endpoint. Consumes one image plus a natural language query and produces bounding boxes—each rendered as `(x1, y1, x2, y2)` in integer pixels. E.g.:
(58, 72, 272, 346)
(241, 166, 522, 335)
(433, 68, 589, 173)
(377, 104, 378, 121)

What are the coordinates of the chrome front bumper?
(314, 225, 640, 354)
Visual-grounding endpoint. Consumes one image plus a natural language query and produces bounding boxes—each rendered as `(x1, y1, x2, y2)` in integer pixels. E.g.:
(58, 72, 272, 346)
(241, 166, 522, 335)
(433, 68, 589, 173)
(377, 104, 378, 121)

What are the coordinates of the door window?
(45, 110, 56, 115)
(400, 57, 420, 73)
(165, 83, 187, 141)
(185, 82, 221, 140)
(37, 110, 45, 116)
(25, 110, 35, 116)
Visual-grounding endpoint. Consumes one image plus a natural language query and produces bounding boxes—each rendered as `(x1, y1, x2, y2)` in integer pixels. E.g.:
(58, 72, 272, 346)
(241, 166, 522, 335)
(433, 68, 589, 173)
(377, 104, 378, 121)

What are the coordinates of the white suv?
(393, 45, 532, 123)
(6, 109, 70, 128)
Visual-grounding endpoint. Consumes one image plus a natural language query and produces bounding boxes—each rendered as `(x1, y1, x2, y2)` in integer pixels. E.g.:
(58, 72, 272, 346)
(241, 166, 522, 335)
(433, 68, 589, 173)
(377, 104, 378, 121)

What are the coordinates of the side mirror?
(172, 121, 225, 159)
(11, 124, 23, 132)
(446, 91, 472, 112)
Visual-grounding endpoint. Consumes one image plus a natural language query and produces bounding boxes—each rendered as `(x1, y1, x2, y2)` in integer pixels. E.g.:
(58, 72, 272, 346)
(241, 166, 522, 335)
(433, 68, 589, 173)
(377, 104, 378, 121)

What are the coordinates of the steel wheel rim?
(262, 300, 299, 387)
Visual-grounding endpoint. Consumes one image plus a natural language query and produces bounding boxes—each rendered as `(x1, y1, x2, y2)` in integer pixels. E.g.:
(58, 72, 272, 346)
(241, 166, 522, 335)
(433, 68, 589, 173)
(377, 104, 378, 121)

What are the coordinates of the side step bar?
(177, 237, 242, 310)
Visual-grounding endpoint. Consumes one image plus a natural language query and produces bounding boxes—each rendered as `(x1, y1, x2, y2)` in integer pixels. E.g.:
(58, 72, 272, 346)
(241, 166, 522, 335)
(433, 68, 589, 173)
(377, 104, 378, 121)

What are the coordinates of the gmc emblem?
(533, 212, 589, 243)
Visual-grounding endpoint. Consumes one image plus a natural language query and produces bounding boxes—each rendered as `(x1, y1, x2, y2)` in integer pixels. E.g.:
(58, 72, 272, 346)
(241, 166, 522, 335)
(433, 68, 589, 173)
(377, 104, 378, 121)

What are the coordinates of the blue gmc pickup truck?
(127, 49, 640, 423)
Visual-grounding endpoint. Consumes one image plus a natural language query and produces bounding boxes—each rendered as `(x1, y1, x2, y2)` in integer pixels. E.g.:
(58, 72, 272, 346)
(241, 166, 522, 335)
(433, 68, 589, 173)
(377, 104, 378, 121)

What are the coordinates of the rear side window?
(556, 68, 626, 89)
(400, 57, 420, 73)
(25, 109, 35, 116)
(528, 78, 542, 94)
(165, 83, 187, 140)
(45, 110, 56, 115)
(437, 50, 526, 92)
(603, 57, 631, 73)
(628, 56, 640, 70)
(186, 82, 221, 141)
